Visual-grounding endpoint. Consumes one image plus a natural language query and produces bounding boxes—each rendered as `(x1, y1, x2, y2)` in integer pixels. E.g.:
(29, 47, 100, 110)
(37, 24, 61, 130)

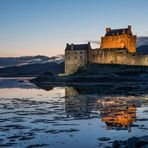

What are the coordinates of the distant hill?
(136, 37, 148, 54)
(0, 62, 64, 77)
(0, 54, 64, 68)
(137, 37, 148, 47)
(137, 45, 148, 55)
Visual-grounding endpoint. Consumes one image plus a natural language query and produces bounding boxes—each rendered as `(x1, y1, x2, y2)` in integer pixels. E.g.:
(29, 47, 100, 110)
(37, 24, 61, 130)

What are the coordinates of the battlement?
(105, 25, 132, 36)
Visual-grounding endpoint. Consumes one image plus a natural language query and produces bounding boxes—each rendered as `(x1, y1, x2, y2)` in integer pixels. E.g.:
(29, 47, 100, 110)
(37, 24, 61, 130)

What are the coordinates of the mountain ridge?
(0, 54, 64, 68)
(0, 62, 64, 77)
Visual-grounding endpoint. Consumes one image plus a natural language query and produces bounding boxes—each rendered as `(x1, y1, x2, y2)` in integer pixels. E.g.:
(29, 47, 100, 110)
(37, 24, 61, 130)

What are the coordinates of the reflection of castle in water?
(65, 87, 137, 131)
(65, 87, 98, 118)
(97, 98, 136, 132)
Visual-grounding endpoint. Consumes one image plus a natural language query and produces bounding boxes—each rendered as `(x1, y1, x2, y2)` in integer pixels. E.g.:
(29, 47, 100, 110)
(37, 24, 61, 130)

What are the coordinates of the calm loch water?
(0, 78, 148, 148)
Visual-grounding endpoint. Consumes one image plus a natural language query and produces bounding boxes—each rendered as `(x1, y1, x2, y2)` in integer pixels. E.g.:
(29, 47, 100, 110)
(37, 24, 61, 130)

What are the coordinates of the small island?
(31, 26, 148, 97)
(31, 26, 148, 85)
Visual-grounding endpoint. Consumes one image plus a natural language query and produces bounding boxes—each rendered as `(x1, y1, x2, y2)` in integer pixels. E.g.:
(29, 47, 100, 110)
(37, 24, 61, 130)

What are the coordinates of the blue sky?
(0, 0, 148, 57)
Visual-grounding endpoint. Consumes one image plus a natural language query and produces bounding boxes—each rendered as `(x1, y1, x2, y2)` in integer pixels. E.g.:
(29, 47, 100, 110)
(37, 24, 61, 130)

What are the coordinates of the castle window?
(80, 51, 82, 54)
(80, 56, 82, 59)
(75, 56, 76, 59)
(75, 52, 77, 54)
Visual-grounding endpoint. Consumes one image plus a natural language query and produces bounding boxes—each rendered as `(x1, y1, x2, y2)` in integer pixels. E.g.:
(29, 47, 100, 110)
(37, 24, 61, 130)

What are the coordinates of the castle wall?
(139, 55, 148, 65)
(90, 49, 148, 66)
(128, 35, 137, 52)
(101, 34, 136, 52)
(65, 50, 88, 75)
(90, 49, 127, 64)
(65, 48, 148, 76)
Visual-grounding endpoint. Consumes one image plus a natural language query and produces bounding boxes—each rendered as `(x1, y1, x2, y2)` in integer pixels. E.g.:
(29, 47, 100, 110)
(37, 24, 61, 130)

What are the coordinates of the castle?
(65, 25, 148, 75)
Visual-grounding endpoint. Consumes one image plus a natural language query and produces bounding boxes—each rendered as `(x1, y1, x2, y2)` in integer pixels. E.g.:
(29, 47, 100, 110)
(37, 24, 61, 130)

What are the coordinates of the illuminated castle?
(65, 25, 148, 75)
(101, 25, 136, 52)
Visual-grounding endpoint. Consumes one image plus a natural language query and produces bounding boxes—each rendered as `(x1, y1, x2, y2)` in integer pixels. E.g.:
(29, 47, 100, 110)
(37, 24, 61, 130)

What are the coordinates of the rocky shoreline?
(111, 135, 148, 148)
(30, 64, 148, 96)
(31, 64, 148, 83)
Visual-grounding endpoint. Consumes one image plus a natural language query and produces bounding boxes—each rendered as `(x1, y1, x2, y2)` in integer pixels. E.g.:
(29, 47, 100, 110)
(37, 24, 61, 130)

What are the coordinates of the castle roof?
(105, 28, 132, 36)
(65, 43, 90, 51)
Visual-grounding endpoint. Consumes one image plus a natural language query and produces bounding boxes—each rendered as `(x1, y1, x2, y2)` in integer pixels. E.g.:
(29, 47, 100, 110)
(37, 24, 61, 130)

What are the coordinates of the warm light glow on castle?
(101, 25, 136, 52)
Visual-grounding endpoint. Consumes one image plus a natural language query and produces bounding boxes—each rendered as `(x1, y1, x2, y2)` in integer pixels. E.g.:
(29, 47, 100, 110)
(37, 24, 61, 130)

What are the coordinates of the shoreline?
(111, 135, 148, 148)
(32, 81, 148, 96)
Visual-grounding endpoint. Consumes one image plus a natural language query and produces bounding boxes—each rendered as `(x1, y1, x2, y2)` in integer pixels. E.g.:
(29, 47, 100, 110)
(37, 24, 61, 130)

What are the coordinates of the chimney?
(71, 43, 74, 50)
(88, 42, 91, 50)
(128, 25, 131, 32)
(106, 27, 111, 32)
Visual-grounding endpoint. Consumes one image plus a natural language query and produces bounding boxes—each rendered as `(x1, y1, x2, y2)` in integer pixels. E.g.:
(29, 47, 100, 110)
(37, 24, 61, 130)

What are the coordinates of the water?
(0, 78, 147, 148)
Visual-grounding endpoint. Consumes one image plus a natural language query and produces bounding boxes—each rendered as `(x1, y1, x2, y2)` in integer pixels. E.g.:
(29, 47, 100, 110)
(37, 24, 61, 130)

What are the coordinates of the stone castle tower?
(65, 43, 91, 75)
(64, 25, 148, 75)
(101, 25, 136, 52)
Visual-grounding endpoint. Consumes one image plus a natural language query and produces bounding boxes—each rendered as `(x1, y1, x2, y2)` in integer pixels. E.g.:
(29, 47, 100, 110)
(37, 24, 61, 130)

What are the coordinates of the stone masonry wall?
(90, 49, 148, 66)
(101, 34, 136, 52)
(65, 50, 88, 75)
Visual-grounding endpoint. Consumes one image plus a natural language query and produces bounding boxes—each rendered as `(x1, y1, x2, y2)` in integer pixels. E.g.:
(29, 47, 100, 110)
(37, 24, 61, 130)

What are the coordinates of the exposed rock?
(126, 137, 138, 148)
(135, 136, 148, 147)
(112, 136, 148, 148)
(98, 137, 111, 141)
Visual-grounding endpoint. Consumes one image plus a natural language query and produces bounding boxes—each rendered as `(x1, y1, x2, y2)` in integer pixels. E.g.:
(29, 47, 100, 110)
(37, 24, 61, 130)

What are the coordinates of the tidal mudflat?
(0, 78, 147, 148)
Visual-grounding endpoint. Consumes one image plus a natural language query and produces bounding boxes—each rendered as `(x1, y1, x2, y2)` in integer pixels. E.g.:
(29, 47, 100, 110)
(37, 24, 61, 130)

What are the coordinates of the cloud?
(84, 40, 101, 45)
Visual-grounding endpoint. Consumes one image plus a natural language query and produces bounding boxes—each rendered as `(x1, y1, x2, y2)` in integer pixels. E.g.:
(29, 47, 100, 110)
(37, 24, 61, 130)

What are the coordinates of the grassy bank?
(31, 64, 148, 83)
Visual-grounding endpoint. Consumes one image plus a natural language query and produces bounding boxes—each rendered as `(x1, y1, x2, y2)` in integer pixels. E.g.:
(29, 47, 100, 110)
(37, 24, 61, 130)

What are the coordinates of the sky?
(0, 0, 148, 57)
